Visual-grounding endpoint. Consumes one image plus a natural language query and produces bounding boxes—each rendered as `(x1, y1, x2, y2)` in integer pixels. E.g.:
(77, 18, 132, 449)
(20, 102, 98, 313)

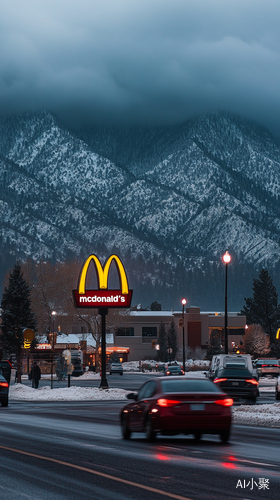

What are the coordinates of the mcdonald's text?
(73, 290, 133, 308)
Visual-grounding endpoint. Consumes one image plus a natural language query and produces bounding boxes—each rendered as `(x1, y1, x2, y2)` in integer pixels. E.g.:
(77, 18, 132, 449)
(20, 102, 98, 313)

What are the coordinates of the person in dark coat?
(30, 362, 41, 389)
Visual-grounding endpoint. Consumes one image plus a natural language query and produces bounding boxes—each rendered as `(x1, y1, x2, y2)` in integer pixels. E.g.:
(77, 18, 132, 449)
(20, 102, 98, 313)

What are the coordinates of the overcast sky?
(1, 0, 280, 134)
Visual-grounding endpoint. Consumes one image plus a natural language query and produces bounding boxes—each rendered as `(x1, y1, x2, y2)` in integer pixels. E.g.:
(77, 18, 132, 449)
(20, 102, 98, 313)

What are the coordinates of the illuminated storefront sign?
(35, 343, 52, 350)
(23, 328, 35, 349)
(73, 254, 133, 308)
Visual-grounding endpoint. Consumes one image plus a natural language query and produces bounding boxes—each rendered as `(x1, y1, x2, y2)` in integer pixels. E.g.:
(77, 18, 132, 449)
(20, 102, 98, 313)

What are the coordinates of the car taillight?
(215, 398, 233, 407)
(157, 398, 181, 407)
(181, 370, 185, 375)
(0, 382, 8, 388)
(166, 371, 170, 375)
(262, 364, 268, 367)
(213, 378, 227, 383)
(245, 379, 259, 385)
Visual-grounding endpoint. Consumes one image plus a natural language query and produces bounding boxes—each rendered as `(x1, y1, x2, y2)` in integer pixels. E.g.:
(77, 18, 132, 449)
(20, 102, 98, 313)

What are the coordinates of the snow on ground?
(9, 384, 130, 401)
(232, 403, 280, 427)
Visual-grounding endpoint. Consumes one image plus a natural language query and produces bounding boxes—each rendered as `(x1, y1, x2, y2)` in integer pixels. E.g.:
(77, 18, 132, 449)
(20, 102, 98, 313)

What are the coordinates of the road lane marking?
(0, 444, 193, 500)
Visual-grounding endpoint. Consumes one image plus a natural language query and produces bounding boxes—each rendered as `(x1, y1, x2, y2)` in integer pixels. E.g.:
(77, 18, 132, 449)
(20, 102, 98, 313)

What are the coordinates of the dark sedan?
(120, 377, 232, 443)
(213, 367, 259, 403)
(165, 365, 185, 376)
(0, 372, 9, 407)
(255, 359, 280, 377)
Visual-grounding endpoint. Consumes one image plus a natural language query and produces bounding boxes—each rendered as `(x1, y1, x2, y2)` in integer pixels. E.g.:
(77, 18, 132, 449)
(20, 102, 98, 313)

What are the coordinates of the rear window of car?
(260, 360, 280, 366)
(217, 368, 252, 378)
(223, 358, 247, 369)
(161, 379, 221, 393)
(168, 366, 181, 371)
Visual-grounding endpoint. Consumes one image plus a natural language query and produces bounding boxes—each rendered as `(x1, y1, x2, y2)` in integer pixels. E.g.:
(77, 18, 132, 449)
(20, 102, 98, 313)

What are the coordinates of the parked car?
(164, 365, 185, 376)
(156, 363, 167, 372)
(109, 363, 123, 375)
(275, 377, 280, 400)
(0, 372, 9, 407)
(120, 377, 233, 443)
(254, 359, 280, 377)
(0, 360, 12, 385)
(213, 366, 259, 403)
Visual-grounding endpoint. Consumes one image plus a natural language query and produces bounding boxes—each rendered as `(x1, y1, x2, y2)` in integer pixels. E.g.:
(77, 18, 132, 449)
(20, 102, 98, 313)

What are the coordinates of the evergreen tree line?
(206, 268, 280, 359)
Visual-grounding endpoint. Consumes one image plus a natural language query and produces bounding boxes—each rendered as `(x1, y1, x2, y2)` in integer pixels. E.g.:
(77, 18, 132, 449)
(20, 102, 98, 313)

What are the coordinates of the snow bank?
(233, 403, 280, 428)
(9, 384, 130, 401)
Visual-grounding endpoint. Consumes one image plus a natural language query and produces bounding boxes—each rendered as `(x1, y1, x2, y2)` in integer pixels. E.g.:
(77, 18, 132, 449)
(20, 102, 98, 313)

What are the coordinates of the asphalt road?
(0, 398, 280, 500)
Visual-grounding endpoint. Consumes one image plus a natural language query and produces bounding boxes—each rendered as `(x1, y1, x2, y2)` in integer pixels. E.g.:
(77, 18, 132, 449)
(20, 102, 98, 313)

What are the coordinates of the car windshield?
(217, 368, 252, 378)
(161, 379, 221, 393)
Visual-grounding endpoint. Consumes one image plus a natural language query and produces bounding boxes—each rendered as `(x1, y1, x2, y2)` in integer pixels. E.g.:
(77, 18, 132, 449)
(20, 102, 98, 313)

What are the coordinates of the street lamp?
(222, 251, 231, 354)
(51, 311, 57, 389)
(181, 298, 187, 370)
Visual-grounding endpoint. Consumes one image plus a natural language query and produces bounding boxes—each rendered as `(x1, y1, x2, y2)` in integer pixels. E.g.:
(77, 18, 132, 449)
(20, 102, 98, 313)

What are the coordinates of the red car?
(120, 377, 232, 443)
(0, 373, 9, 407)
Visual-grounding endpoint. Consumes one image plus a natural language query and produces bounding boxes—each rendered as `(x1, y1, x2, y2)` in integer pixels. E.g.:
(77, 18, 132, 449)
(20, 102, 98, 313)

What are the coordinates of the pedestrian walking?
(29, 362, 41, 389)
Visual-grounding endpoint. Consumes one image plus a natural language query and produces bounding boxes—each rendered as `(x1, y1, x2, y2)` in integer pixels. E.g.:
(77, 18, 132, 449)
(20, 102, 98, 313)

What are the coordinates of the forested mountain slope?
(0, 111, 280, 309)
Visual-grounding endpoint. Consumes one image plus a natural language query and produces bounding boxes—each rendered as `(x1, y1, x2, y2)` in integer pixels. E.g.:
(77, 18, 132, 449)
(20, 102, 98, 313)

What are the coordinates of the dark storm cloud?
(1, 0, 280, 134)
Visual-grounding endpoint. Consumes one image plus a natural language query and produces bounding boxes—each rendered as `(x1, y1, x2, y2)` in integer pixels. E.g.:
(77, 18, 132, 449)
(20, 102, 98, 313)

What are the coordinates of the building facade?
(114, 307, 246, 361)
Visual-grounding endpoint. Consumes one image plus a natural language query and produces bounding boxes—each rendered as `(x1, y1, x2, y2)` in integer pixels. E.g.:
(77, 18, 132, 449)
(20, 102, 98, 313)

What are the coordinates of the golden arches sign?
(78, 254, 128, 295)
(73, 254, 132, 308)
(23, 328, 35, 349)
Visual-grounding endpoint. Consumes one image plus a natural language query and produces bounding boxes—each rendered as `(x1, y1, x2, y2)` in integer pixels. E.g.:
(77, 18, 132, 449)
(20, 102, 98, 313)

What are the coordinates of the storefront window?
(142, 327, 157, 337)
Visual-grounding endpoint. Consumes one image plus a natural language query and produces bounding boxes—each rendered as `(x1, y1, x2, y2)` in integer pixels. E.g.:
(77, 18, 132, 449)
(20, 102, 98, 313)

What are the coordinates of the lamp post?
(222, 251, 231, 354)
(181, 298, 187, 371)
(51, 311, 57, 389)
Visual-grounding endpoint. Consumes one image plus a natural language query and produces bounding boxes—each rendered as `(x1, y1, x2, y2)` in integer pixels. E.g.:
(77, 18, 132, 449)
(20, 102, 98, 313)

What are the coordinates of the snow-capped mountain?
(1, 110, 280, 309)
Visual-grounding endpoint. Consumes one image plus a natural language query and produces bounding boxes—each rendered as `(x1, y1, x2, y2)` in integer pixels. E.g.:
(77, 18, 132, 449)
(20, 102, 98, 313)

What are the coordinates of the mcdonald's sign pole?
(99, 307, 108, 388)
(73, 254, 133, 389)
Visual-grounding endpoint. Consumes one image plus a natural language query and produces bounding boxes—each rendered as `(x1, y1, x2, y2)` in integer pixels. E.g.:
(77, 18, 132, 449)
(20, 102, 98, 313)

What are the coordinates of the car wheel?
(220, 430, 230, 444)
(120, 372, 123, 375)
(1, 397, 8, 407)
(248, 397, 256, 404)
(276, 390, 280, 401)
(194, 431, 202, 442)
(121, 415, 131, 440)
(145, 416, 157, 442)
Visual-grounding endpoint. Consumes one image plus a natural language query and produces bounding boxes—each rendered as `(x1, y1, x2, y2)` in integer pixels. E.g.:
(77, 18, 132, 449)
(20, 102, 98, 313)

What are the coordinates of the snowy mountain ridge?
(1, 110, 280, 308)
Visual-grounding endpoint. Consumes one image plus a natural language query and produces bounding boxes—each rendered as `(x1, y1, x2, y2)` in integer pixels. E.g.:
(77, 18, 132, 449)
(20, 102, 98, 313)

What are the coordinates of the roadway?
(0, 373, 279, 500)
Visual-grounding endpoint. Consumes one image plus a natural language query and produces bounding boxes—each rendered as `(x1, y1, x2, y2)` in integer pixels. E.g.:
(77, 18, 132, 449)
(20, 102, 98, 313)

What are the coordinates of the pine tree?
(158, 321, 168, 362)
(242, 324, 270, 357)
(0, 264, 36, 382)
(241, 269, 279, 342)
(168, 319, 178, 361)
(205, 329, 223, 360)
